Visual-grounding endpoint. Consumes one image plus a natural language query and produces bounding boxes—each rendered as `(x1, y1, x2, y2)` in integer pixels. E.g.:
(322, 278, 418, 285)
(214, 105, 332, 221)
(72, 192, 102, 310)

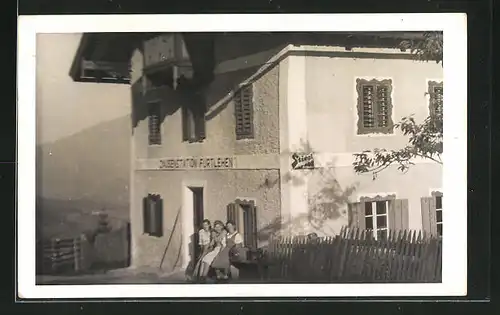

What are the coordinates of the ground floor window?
(363, 200, 389, 240)
(421, 191, 443, 237)
(143, 194, 163, 237)
(227, 199, 258, 249)
(349, 195, 409, 240)
(433, 191, 443, 237)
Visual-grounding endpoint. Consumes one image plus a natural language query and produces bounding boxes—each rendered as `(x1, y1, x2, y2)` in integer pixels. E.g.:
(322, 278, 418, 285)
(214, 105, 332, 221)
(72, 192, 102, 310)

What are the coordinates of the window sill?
(236, 137, 256, 141)
(148, 144, 162, 147)
(184, 139, 205, 144)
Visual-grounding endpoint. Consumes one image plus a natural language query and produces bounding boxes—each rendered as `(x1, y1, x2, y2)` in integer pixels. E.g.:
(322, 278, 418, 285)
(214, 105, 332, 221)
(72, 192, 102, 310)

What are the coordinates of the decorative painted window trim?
(233, 84, 255, 140)
(428, 80, 443, 118)
(431, 191, 443, 198)
(358, 194, 397, 202)
(355, 78, 394, 135)
(235, 198, 257, 206)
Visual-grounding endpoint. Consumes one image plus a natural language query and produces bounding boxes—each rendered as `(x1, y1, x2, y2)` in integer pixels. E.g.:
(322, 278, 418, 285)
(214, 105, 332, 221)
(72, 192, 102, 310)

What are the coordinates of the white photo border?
(17, 13, 467, 299)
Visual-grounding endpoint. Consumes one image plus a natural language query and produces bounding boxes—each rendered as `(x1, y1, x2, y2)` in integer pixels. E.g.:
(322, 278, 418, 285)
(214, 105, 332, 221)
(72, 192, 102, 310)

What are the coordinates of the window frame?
(147, 101, 162, 146)
(234, 84, 255, 140)
(360, 195, 396, 240)
(356, 78, 394, 135)
(431, 191, 443, 237)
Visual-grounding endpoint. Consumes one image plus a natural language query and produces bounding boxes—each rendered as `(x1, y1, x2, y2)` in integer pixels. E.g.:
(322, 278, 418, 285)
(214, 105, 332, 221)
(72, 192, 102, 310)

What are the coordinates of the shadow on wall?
(258, 139, 358, 242)
(130, 53, 281, 132)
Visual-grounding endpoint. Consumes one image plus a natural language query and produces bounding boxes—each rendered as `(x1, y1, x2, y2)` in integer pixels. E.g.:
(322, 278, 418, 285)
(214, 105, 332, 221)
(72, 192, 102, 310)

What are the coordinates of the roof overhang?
(69, 32, 432, 85)
(69, 33, 149, 84)
(69, 32, 217, 87)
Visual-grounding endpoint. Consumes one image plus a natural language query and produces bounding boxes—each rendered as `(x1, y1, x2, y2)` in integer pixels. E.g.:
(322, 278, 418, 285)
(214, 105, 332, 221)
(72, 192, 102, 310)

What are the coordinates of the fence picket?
(265, 227, 441, 283)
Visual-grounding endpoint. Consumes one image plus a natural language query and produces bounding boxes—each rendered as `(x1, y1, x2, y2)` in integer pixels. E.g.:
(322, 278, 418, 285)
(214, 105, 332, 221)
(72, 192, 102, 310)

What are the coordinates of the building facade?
(70, 32, 443, 271)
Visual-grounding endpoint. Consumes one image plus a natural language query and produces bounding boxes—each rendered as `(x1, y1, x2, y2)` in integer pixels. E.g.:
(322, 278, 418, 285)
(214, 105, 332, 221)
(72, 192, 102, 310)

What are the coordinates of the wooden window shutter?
(148, 195, 157, 235)
(148, 103, 162, 145)
(389, 199, 409, 232)
(181, 106, 189, 141)
(349, 202, 366, 230)
(151, 197, 163, 237)
(428, 81, 444, 119)
(361, 85, 375, 129)
(376, 85, 390, 128)
(244, 204, 258, 249)
(421, 197, 437, 237)
(194, 104, 206, 140)
(143, 197, 150, 234)
(234, 85, 254, 139)
(227, 203, 239, 227)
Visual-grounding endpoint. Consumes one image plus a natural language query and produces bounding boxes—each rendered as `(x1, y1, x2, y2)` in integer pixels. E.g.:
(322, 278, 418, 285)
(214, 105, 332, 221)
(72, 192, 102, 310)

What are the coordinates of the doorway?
(190, 187, 204, 259)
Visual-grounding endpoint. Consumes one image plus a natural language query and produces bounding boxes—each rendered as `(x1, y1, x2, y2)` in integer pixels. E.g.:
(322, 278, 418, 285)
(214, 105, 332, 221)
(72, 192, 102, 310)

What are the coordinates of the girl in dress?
(191, 219, 212, 282)
(198, 220, 226, 282)
(211, 221, 244, 281)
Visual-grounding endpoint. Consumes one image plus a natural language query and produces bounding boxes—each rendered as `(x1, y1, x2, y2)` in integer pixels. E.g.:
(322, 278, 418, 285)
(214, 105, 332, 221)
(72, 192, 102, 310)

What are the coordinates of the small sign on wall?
(291, 153, 315, 170)
(159, 156, 235, 170)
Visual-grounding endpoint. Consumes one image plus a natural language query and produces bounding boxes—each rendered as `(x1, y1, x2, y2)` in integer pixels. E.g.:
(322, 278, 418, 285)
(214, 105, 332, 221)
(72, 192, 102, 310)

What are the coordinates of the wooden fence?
(37, 235, 92, 274)
(36, 224, 130, 275)
(264, 227, 442, 283)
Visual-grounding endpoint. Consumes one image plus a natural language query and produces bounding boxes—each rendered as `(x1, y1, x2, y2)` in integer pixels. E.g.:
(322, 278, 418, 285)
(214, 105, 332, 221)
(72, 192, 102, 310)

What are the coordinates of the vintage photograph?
(34, 30, 446, 286)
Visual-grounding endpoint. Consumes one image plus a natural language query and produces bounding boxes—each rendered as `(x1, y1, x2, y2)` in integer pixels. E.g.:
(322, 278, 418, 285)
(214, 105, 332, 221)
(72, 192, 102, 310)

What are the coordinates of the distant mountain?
(36, 115, 131, 238)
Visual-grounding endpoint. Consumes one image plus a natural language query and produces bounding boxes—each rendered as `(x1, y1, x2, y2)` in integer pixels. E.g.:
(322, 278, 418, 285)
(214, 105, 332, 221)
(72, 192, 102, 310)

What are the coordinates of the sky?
(36, 33, 130, 144)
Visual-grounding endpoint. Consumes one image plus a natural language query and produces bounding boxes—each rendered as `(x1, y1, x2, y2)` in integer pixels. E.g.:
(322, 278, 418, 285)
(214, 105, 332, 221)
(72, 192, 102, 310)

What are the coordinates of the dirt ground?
(36, 268, 188, 285)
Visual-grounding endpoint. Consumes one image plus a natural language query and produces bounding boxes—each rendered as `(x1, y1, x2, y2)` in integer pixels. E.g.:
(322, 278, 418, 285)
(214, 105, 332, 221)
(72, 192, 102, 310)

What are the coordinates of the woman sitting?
(211, 220, 244, 281)
(191, 219, 212, 282)
(198, 220, 227, 283)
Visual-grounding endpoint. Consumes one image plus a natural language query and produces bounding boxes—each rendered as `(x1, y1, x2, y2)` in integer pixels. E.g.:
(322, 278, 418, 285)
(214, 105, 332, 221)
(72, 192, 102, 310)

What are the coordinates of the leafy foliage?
(353, 32, 443, 179)
(399, 32, 443, 65)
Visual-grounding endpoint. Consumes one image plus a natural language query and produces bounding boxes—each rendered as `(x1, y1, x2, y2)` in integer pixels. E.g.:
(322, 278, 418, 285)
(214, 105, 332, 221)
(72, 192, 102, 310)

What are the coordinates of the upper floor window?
(234, 85, 254, 139)
(148, 102, 162, 145)
(356, 78, 394, 135)
(182, 103, 206, 143)
(144, 66, 174, 90)
(428, 81, 443, 119)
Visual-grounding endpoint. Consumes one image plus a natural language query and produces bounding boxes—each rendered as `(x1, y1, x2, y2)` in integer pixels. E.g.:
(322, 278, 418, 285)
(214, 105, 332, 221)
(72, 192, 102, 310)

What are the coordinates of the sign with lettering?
(291, 153, 314, 170)
(159, 156, 235, 170)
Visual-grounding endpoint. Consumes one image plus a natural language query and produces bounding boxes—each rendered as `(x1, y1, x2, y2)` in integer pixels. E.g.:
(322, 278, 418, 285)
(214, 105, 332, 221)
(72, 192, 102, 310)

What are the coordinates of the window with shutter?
(179, 84, 206, 142)
(428, 81, 443, 119)
(356, 79, 394, 135)
(431, 191, 443, 237)
(182, 105, 206, 142)
(227, 200, 258, 249)
(143, 194, 163, 237)
(234, 85, 254, 139)
(148, 102, 162, 145)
